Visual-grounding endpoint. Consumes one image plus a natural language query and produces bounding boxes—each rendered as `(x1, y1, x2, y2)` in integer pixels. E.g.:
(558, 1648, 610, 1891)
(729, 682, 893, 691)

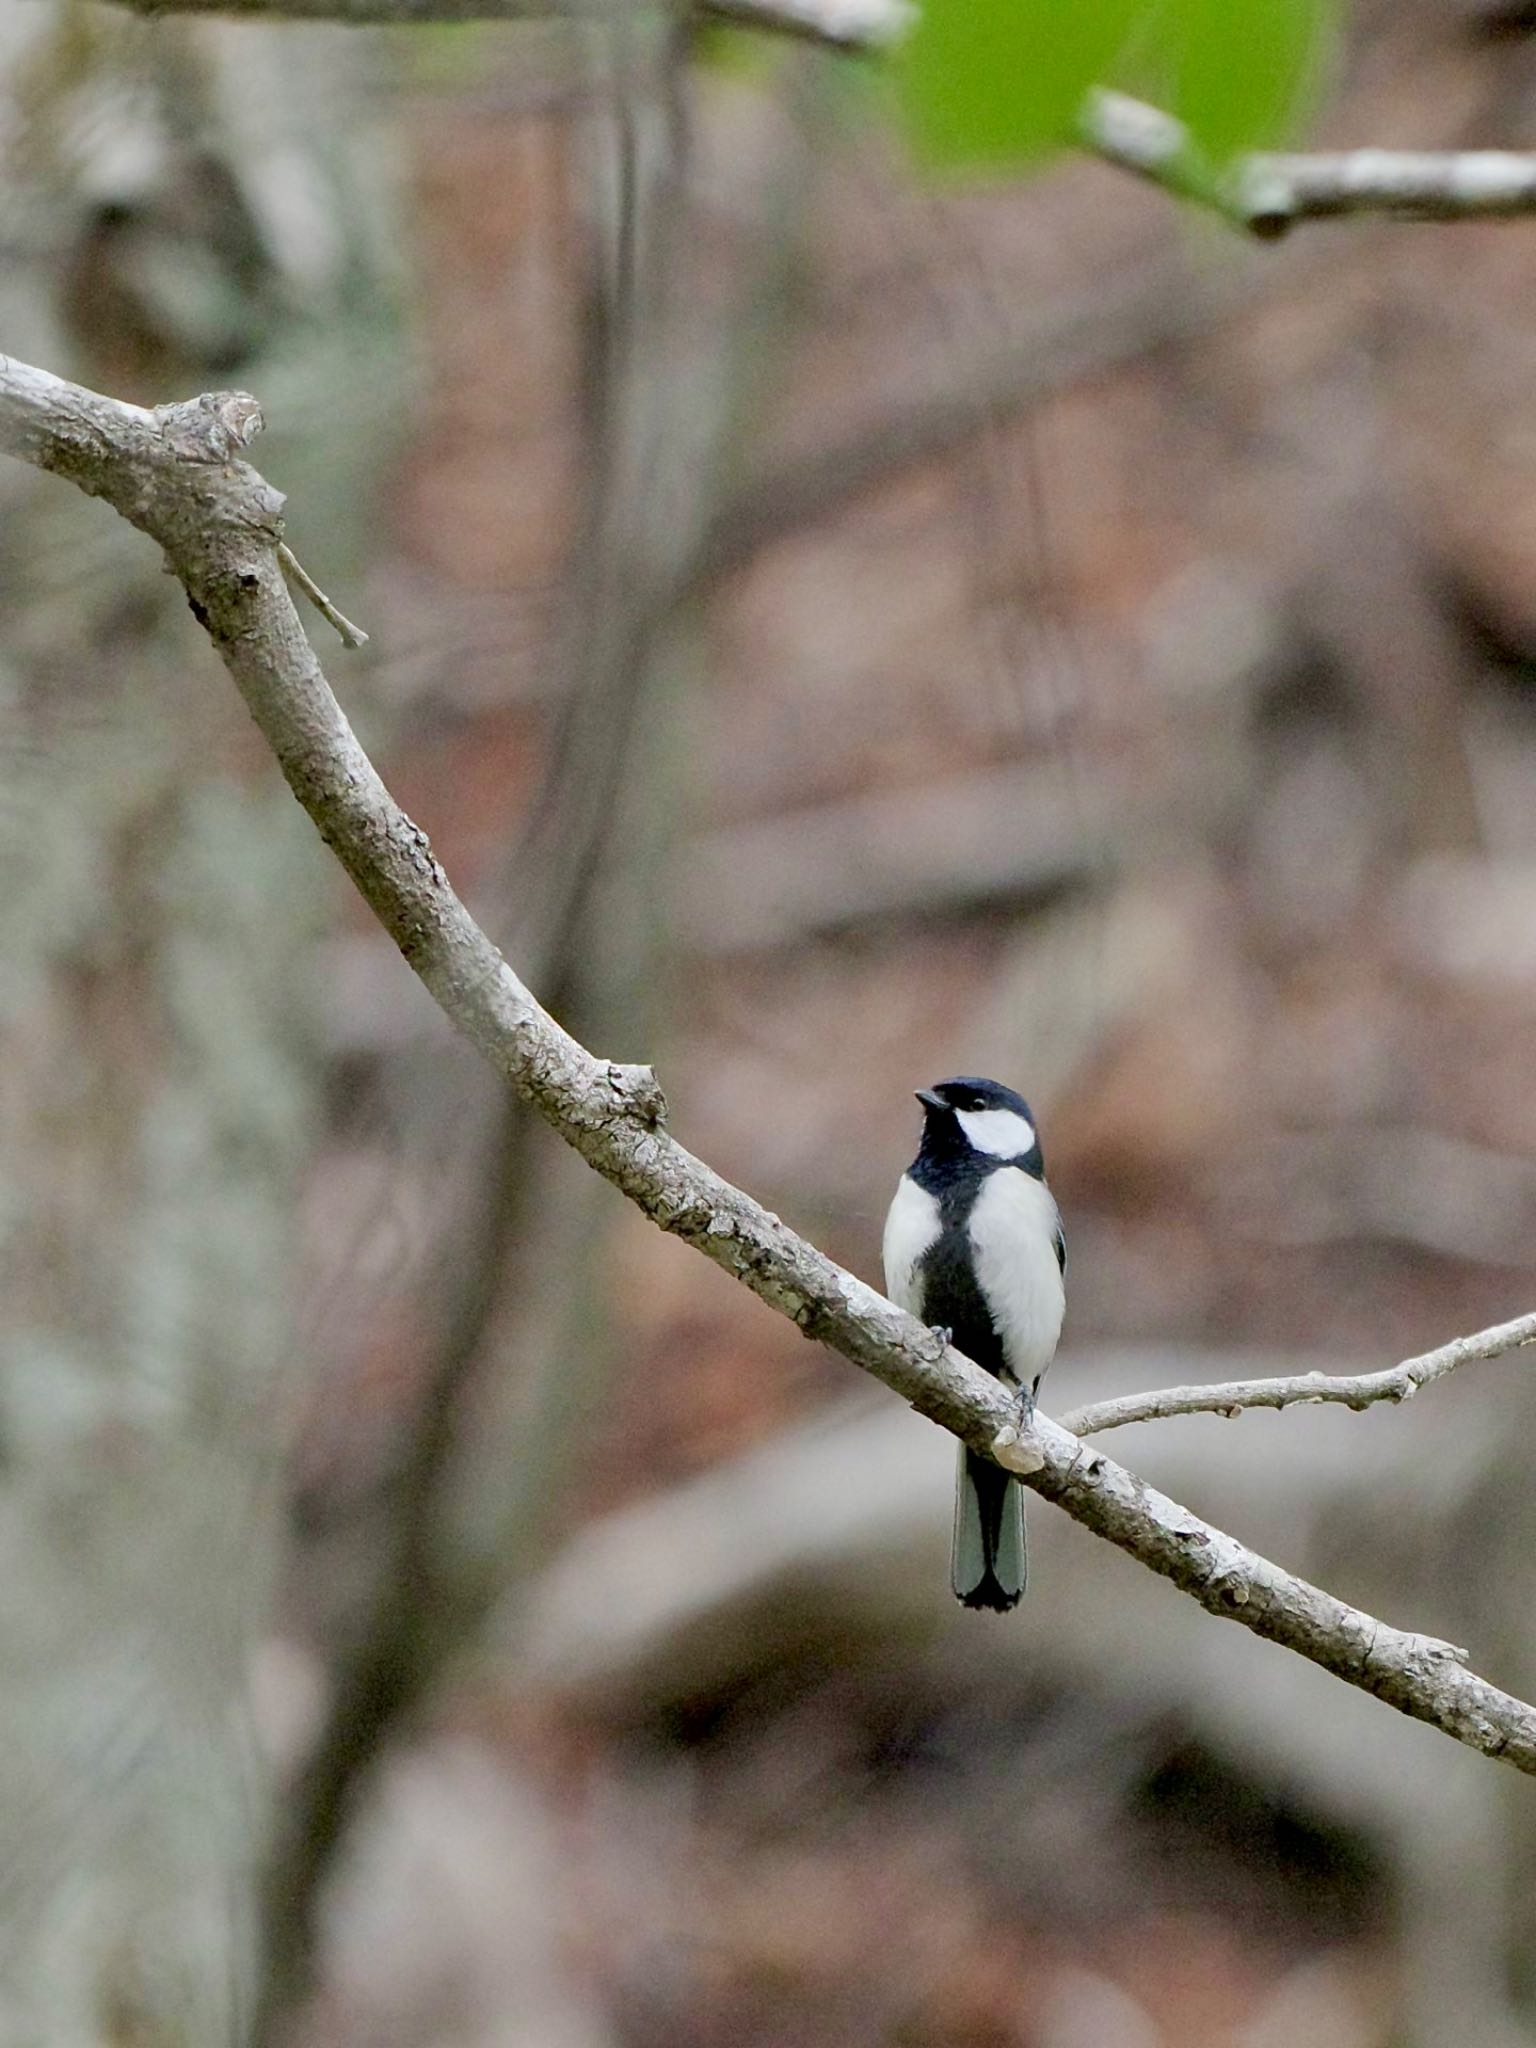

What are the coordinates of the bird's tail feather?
(952, 1447, 1026, 1611)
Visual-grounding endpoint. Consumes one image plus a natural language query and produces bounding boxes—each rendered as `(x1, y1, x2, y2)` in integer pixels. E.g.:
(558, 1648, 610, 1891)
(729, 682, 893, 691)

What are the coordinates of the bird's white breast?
(882, 1173, 941, 1317)
(967, 1167, 1065, 1386)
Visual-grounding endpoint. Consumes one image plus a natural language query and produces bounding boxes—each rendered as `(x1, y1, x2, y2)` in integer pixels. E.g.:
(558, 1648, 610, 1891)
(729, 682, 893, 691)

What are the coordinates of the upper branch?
(699, 0, 909, 45)
(112, 0, 913, 41)
(1083, 90, 1536, 234)
(1059, 1310, 1536, 1437)
(93, 0, 1536, 232)
(5, 349, 1536, 1782)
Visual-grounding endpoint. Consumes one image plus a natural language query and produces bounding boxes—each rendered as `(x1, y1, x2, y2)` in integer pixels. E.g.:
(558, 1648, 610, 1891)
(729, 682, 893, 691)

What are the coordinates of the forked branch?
(3, 351, 1535, 1777)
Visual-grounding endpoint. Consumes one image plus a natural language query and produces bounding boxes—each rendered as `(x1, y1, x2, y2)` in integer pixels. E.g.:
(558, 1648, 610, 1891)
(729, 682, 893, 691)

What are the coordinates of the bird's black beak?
(916, 1088, 945, 1112)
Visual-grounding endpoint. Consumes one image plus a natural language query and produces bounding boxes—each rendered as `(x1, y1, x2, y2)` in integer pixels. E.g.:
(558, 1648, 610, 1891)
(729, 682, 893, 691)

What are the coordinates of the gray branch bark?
(6, 351, 1536, 1781)
(1060, 1311, 1536, 1438)
(114, 0, 912, 40)
(1083, 89, 1536, 234)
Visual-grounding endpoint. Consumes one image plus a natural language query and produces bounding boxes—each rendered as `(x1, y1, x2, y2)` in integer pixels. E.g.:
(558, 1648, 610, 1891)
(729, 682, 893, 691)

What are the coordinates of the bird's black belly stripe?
(917, 1221, 1012, 1384)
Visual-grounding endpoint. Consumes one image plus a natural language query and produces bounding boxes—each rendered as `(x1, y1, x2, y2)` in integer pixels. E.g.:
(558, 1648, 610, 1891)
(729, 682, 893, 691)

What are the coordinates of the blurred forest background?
(5, 0, 1536, 2042)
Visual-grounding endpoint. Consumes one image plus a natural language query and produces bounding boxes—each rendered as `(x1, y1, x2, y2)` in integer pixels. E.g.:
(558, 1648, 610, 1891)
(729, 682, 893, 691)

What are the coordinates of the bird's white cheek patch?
(956, 1107, 1036, 1159)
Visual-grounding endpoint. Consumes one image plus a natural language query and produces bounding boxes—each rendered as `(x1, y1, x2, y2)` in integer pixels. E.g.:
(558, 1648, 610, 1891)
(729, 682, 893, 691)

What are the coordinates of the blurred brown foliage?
(272, 4, 1536, 2042)
(9, 0, 1536, 2043)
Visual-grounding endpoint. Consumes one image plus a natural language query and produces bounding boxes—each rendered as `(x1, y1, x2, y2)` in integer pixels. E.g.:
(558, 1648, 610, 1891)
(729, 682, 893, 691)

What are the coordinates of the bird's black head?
(915, 1076, 1043, 1174)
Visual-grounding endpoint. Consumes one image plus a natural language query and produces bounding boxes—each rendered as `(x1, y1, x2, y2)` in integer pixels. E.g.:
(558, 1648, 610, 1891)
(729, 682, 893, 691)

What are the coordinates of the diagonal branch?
(5, 351, 1536, 1779)
(1059, 1311, 1536, 1438)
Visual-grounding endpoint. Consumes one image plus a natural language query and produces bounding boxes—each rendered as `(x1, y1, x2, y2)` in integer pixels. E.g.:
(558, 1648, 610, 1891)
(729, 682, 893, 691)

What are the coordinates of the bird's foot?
(929, 1324, 954, 1349)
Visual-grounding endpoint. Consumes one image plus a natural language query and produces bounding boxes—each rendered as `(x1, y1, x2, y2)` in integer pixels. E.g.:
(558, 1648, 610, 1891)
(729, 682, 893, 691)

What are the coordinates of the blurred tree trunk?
(0, 9, 398, 2040)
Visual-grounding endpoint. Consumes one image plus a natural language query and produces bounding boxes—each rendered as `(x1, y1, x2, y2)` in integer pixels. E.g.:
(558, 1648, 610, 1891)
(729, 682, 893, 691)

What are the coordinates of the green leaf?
(1129, 0, 1337, 164)
(891, 0, 1146, 169)
(888, 0, 1337, 176)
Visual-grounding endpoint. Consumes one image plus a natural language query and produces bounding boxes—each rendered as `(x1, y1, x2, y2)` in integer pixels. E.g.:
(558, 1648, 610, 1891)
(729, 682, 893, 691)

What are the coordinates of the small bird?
(883, 1077, 1066, 1612)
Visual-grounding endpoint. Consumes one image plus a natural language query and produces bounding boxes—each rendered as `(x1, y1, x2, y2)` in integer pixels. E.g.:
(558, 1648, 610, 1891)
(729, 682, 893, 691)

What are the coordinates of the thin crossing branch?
(1059, 1311, 1536, 1438)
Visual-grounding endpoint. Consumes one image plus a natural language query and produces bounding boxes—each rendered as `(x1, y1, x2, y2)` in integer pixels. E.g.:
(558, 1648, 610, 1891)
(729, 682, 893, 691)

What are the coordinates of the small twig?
(1058, 1311, 1536, 1438)
(1082, 88, 1536, 237)
(1238, 146, 1536, 232)
(1081, 91, 1253, 226)
(704, 0, 910, 45)
(277, 542, 369, 649)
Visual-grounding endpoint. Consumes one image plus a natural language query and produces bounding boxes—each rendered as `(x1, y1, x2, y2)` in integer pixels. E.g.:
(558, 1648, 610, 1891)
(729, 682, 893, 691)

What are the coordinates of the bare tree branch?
(6, 351, 1536, 1780)
(1241, 144, 1536, 228)
(110, 0, 912, 41)
(702, 0, 909, 44)
(1059, 1311, 1536, 1439)
(92, 0, 1536, 235)
(1082, 89, 1536, 235)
